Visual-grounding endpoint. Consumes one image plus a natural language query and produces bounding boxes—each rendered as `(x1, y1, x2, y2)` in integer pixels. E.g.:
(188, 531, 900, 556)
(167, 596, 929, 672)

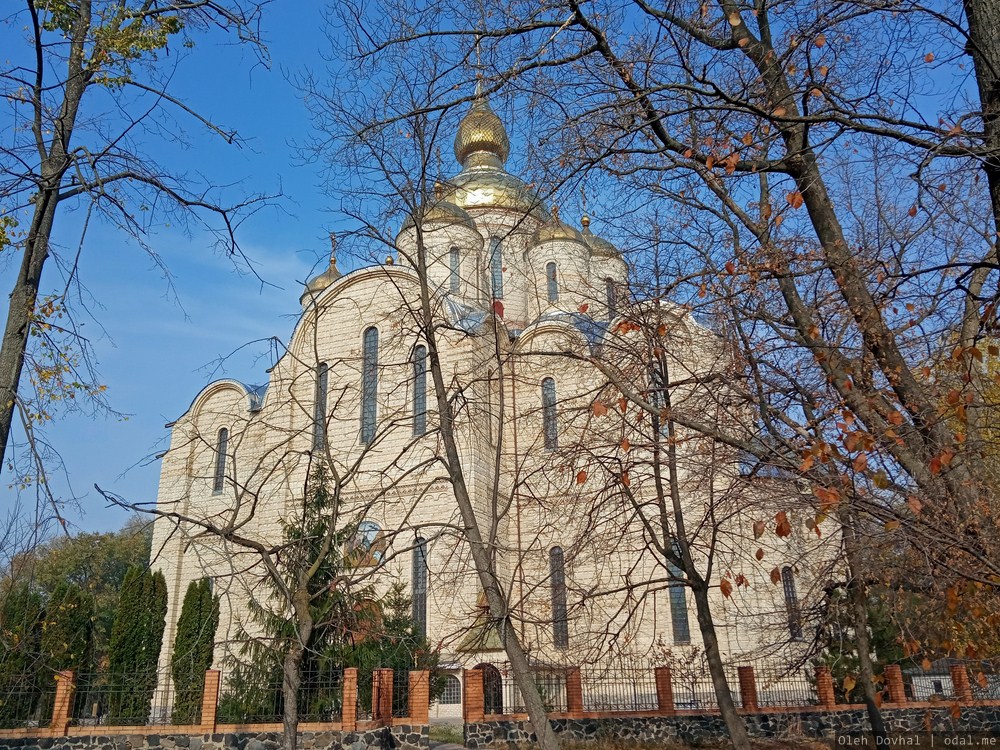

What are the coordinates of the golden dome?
(454, 92, 510, 169)
(532, 206, 586, 246)
(400, 185, 477, 233)
(300, 233, 343, 305)
(581, 215, 621, 257)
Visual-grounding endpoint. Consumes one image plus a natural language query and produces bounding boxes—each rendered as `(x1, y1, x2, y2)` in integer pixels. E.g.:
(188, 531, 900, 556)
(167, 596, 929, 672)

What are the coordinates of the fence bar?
(463, 669, 484, 723)
(654, 666, 675, 715)
(885, 665, 906, 704)
(200, 670, 220, 733)
(738, 666, 759, 710)
(815, 666, 836, 707)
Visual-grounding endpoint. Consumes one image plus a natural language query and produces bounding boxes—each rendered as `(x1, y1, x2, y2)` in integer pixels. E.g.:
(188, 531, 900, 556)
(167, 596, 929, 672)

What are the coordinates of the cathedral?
(150, 89, 831, 717)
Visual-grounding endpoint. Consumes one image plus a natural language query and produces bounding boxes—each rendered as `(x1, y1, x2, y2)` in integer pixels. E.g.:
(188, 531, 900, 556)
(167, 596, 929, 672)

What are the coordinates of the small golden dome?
(532, 206, 586, 246)
(400, 193, 477, 234)
(581, 215, 621, 257)
(454, 92, 510, 169)
(300, 233, 343, 304)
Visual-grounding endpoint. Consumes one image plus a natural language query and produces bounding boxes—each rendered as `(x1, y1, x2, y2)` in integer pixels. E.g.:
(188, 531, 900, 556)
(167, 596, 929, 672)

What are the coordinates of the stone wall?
(463, 705, 1000, 748)
(0, 726, 428, 750)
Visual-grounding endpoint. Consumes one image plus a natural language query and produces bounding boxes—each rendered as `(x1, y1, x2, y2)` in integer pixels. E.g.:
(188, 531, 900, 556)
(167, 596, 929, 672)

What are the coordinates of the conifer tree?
(0, 585, 43, 728)
(170, 578, 219, 724)
(39, 581, 94, 674)
(106, 566, 167, 723)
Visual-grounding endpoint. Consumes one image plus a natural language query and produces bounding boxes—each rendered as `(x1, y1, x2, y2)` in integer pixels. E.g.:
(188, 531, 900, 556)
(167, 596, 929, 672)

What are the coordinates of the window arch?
(449, 247, 461, 293)
(212, 428, 228, 494)
(313, 362, 329, 450)
(439, 675, 461, 705)
(606, 278, 617, 318)
(361, 327, 378, 444)
(489, 237, 503, 299)
(667, 541, 691, 644)
(781, 566, 803, 640)
(550, 546, 569, 649)
(546, 262, 558, 303)
(541, 378, 558, 450)
(413, 345, 428, 436)
(412, 537, 428, 636)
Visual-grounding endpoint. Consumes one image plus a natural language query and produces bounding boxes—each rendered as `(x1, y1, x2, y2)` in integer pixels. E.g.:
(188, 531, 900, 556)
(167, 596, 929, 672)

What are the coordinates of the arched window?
(781, 566, 803, 640)
(550, 546, 569, 649)
(541, 378, 558, 450)
(313, 362, 328, 450)
(361, 327, 378, 444)
(490, 236, 503, 299)
(413, 345, 427, 436)
(439, 675, 462, 705)
(449, 247, 461, 294)
(212, 428, 228, 494)
(546, 262, 558, 303)
(667, 541, 691, 644)
(412, 537, 428, 636)
(606, 278, 617, 318)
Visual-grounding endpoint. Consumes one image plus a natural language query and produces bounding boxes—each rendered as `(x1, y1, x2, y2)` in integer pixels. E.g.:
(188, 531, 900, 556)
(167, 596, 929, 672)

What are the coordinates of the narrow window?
(781, 566, 803, 640)
(490, 237, 504, 299)
(413, 345, 427, 436)
(412, 537, 428, 637)
(313, 362, 329, 450)
(361, 327, 378, 444)
(541, 377, 558, 450)
(667, 541, 691, 644)
(449, 247, 461, 294)
(212, 428, 228, 494)
(550, 546, 569, 649)
(546, 262, 558, 303)
(606, 278, 617, 318)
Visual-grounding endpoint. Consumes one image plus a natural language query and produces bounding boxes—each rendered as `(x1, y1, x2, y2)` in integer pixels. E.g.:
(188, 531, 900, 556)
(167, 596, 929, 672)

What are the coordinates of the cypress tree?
(40, 581, 94, 673)
(0, 584, 44, 728)
(170, 578, 219, 723)
(106, 567, 167, 723)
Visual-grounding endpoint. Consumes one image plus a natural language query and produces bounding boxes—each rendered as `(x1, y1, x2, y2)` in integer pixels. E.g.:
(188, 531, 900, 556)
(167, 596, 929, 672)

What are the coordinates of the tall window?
(361, 327, 378, 444)
(667, 541, 691, 644)
(212, 428, 228, 493)
(413, 345, 428, 436)
(490, 237, 503, 299)
(606, 278, 617, 318)
(781, 566, 803, 640)
(546, 262, 558, 303)
(313, 362, 328, 450)
(541, 377, 558, 450)
(550, 546, 569, 649)
(449, 247, 461, 294)
(412, 537, 428, 637)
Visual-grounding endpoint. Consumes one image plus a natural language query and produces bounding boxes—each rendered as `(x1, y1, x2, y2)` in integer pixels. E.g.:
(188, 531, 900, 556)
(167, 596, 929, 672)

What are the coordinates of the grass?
(430, 723, 466, 744)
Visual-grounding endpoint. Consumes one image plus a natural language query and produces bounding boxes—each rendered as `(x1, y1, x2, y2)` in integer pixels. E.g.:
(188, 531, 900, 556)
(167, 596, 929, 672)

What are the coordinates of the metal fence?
(751, 665, 816, 707)
(0, 671, 56, 729)
(216, 665, 344, 724)
(581, 666, 657, 712)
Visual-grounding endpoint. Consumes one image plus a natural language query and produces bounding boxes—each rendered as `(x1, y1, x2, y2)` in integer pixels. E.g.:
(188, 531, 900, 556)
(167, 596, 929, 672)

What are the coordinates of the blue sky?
(0, 5, 356, 533)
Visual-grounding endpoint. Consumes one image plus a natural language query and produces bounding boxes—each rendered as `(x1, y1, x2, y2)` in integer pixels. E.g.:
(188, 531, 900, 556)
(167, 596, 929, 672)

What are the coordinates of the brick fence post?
(409, 670, 430, 724)
(885, 664, 907, 704)
(654, 666, 675, 715)
(49, 670, 75, 734)
(372, 668, 394, 725)
(565, 667, 583, 716)
(342, 668, 358, 730)
(951, 664, 973, 702)
(737, 666, 759, 711)
(463, 669, 484, 724)
(815, 666, 836, 708)
(199, 670, 220, 733)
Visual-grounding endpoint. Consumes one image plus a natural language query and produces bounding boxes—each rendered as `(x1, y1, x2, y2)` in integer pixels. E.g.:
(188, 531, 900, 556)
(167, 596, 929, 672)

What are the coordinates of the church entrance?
(475, 663, 503, 715)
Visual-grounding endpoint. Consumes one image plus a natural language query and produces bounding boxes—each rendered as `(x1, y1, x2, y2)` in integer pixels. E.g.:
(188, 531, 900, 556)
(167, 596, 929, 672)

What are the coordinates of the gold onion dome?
(533, 206, 586, 245)
(400, 182, 477, 233)
(301, 233, 343, 304)
(454, 90, 510, 168)
(581, 215, 621, 257)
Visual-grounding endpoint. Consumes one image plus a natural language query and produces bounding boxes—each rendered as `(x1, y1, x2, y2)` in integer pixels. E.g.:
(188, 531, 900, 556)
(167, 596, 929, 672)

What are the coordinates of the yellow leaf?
(843, 675, 856, 693)
(884, 520, 900, 531)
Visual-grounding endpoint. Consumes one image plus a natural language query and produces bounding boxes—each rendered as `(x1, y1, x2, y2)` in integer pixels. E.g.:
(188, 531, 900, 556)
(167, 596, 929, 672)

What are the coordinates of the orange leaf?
(618, 397, 628, 413)
(576, 470, 588, 485)
(720, 578, 734, 598)
(786, 191, 804, 209)
(907, 496, 923, 515)
(819, 65, 829, 76)
(620, 438, 631, 452)
(770, 567, 782, 585)
(753, 520, 766, 539)
(492, 299, 505, 318)
(755, 547, 765, 561)
(621, 471, 630, 487)
(775, 511, 792, 538)
(735, 573, 749, 588)
(924, 52, 935, 63)
(908, 205, 918, 217)
(884, 520, 900, 531)
(578, 303, 590, 313)
(592, 401, 608, 417)
(815, 33, 826, 47)
(852, 453, 868, 472)
(725, 261, 736, 274)
(705, 154, 716, 170)
(843, 675, 856, 693)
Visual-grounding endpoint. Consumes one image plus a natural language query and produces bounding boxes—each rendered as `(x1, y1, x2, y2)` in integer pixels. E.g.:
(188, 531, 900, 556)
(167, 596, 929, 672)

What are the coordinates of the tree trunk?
(280, 587, 313, 750)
